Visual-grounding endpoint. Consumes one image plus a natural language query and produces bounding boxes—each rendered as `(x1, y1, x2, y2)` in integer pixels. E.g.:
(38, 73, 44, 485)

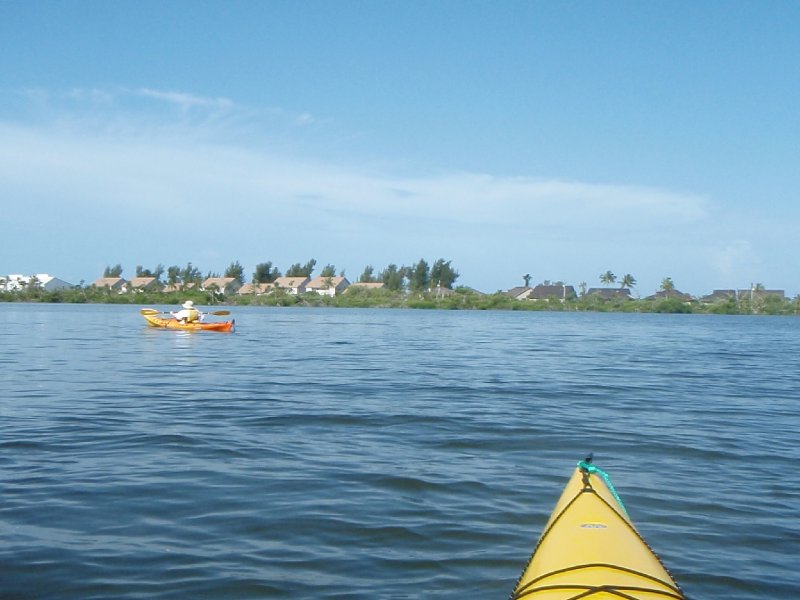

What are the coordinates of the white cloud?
(134, 88, 235, 111)
(0, 115, 708, 234)
(4, 87, 794, 295)
(66, 88, 116, 104)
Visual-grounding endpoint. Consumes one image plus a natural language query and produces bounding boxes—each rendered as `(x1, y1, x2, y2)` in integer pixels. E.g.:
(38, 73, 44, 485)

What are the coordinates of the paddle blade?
(208, 310, 231, 316)
(140, 308, 160, 315)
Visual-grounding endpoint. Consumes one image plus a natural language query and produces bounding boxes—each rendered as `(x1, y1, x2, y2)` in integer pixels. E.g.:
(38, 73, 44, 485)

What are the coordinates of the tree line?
(5, 281, 798, 315)
(6, 260, 796, 315)
(105, 257, 460, 292)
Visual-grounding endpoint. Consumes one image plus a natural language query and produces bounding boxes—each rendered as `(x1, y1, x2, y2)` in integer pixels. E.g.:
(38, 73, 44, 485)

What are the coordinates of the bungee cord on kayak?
(577, 455, 628, 517)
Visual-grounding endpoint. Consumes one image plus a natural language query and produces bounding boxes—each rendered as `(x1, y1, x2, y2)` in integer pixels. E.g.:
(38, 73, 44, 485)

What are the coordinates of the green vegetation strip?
(3, 286, 799, 315)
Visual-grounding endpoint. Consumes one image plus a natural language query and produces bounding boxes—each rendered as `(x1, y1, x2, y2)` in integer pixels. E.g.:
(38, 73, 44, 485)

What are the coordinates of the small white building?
(3, 273, 74, 292)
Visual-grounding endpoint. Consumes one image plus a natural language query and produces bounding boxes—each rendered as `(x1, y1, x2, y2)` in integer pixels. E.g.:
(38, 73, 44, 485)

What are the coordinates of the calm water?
(1, 303, 799, 599)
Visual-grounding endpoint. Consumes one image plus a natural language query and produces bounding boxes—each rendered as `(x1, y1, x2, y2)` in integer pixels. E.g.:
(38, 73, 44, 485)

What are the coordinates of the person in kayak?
(171, 300, 202, 323)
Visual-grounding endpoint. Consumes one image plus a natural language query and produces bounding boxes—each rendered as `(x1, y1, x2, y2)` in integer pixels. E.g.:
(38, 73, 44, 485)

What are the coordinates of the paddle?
(140, 308, 231, 316)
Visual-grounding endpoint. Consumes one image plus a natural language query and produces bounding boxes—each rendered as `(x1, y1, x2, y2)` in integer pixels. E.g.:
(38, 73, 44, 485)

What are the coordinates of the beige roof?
(129, 277, 158, 288)
(93, 277, 126, 287)
(163, 282, 196, 292)
(202, 277, 238, 288)
(307, 276, 349, 290)
(238, 283, 275, 295)
(274, 276, 309, 288)
(350, 282, 385, 289)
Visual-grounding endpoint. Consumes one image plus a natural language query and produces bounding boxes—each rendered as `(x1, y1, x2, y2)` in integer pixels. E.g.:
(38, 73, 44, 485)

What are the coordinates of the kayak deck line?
(512, 569, 685, 599)
(510, 457, 687, 600)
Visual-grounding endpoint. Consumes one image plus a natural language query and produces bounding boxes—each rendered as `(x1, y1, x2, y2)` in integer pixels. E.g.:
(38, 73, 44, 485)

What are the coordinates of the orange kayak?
(143, 314, 235, 332)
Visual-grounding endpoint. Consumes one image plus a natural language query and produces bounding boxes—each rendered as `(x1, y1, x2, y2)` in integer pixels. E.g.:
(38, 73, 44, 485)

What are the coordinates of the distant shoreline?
(2, 287, 798, 316)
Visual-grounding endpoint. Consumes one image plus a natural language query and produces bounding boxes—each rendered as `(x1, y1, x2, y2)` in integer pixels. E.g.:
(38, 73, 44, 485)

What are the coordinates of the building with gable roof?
(529, 283, 577, 301)
(201, 277, 241, 295)
(2, 273, 74, 292)
(506, 286, 533, 300)
(93, 277, 128, 292)
(238, 283, 276, 295)
(273, 276, 310, 295)
(129, 277, 161, 292)
(585, 288, 633, 300)
(307, 276, 350, 297)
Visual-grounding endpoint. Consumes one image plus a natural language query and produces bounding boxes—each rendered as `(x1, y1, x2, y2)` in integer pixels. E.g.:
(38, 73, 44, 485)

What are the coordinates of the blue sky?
(1, 1, 798, 296)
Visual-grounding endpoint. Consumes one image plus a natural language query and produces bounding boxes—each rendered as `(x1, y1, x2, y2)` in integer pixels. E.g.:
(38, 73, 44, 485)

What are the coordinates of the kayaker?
(171, 300, 202, 323)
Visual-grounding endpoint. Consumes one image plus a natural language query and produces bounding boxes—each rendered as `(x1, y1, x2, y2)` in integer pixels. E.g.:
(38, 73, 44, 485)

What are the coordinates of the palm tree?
(600, 271, 616, 287)
(660, 277, 675, 292)
(523, 274, 532, 287)
(620, 274, 636, 290)
(166, 266, 180, 287)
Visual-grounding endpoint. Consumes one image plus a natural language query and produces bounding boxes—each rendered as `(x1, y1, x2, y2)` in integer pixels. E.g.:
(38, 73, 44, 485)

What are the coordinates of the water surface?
(2, 304, 799, 598)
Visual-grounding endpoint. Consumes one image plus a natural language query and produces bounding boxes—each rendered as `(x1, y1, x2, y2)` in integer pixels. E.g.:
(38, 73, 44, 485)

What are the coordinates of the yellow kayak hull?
(511, 461, 686, 599)
(143, 314, 235, 332)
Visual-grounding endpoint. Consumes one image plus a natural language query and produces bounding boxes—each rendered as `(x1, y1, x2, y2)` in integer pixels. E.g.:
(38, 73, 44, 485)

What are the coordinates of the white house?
(238, 283, 276, 295)
(306, 276, 351, 297)
(93, 277, 128, 292)
(201, 277, 242, 295)
(128, 277, 162, 292)
(3, 273, 74, 292)
(273, 276, 310, 295)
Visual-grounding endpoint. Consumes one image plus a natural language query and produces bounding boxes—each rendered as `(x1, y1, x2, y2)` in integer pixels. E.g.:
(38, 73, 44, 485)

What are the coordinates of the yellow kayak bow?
(511, 458, 686, 599)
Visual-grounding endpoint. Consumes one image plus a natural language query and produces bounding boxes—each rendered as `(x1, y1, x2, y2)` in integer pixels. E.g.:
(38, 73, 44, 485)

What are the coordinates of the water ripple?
(1, 306, 799, 598)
